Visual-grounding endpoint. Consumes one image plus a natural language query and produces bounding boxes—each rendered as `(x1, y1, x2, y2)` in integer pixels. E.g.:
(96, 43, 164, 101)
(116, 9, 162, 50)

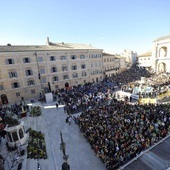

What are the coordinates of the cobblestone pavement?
(0, 101, 106, 170)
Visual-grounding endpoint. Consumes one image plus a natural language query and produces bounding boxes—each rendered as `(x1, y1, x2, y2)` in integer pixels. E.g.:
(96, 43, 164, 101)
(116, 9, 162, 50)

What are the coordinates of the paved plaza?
(1, 99, 170, 170)
(0, 100, 106, 170)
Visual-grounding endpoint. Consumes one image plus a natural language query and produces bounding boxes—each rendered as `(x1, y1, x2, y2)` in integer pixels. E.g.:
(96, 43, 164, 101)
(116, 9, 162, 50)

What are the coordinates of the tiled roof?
(0, 43, 101, 52)
(138, 51, 152, 57)
(153, 35, 170, 42)
(102, 52, 115, 56)
(115, 55, 125, 59)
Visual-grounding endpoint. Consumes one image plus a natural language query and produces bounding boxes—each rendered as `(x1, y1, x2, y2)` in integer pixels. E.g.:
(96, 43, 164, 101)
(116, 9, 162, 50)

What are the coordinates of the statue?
(4, 110, 20, 127)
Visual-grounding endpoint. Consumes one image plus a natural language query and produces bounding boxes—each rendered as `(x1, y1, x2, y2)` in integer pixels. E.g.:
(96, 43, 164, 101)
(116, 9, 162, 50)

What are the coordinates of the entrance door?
(1, 94, 8, 104)
(96, 77, 99, 82)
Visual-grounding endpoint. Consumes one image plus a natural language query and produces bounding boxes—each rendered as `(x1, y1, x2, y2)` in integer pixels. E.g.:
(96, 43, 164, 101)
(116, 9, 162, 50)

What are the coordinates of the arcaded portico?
(152, 35, 170, 73)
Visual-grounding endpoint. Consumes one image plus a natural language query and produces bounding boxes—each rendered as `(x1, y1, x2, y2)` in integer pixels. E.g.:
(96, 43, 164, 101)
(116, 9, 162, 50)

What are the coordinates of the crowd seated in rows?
(78, 99, 170, 169)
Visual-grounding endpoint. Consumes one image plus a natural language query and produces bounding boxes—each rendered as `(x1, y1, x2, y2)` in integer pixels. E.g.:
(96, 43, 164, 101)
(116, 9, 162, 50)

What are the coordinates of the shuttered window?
(6, 59, 15, 64)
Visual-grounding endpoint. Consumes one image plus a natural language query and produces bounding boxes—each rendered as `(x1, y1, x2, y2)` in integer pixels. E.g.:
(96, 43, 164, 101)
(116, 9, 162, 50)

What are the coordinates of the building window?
(95, 63, 98, 67)
(7, 132, 12, 142)
(38, 57, 43, 62)
(63, 75, 69, 80)
(72, 73, 78, 78)
(6, 58, 15, 64)
(0, 84, 4, 91)
(41, 77, 46, 84)
(80, 55, 85, 59)
(70, 55, 76, 60)
(25, 69, 33, 76)
(27, 80, 35, 86)
(16, 92, 20, 97)
(12, 131, 19, 141)
(9, 71, 18, 78)
(62, 65, 67, 71)
(12, 82, 20, 88)
(23, 57, 30, 63)
(72, 64, 77, 70)
(51, 66, 57, 72)
(82, 72, 87, 77)
(40, 67, 45, 74)
(19, 128, 24, 139)
(60, 56, 67, 60)
(81, 63, 86, 69)
(91, 63, 93, 68)
(55, 85, 59, 89)
(50, 56, 56, 61)
(31, 89, 35, 94)
(53, 76, 59, 82)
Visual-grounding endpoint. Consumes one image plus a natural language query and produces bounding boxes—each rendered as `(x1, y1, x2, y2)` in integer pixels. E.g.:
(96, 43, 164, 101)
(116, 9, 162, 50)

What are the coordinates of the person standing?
(56, 103, 59, 109)
(68, 115, 72, 125)
(62, 161, 70, 170)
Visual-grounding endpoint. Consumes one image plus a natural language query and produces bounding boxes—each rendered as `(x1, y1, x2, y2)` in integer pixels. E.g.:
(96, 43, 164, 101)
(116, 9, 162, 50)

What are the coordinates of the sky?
(1, 0, 170, 55)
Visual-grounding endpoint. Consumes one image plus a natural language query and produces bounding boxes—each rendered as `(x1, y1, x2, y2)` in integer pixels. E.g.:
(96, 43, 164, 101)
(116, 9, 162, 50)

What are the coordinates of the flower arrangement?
(30, 106, 41, 117)
(27, 129, 47, 159)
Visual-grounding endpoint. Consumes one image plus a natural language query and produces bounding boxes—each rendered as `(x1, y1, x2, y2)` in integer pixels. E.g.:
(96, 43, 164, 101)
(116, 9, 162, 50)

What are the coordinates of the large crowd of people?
(60, 82, 115, 115)
(78, 100, 170, 169)
(1, 64, 170, 169)
(120, 68, 170, 100)
(74, 65, 170, 169)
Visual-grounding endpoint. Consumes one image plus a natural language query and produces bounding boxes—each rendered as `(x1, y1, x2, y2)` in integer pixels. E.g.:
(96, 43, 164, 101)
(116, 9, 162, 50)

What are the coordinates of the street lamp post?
(34, 51, 44, 98)
(60, 131, 70, 170)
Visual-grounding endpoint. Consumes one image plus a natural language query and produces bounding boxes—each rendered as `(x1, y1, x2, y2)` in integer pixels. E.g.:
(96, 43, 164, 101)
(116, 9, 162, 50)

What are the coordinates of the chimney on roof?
(46, 37, 49, 45)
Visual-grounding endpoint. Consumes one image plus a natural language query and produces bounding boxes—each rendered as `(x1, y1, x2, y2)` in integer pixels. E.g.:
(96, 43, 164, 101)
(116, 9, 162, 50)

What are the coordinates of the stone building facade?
(152, 35, 170, 73)
(121, 49, 137, 65)
(138, 51, 152, 69)
(103, 53, 126, 77)
(0, 38, 103, 104)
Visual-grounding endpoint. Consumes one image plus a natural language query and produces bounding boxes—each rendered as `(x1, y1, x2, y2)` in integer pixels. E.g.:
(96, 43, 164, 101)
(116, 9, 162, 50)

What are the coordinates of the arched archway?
(158, 62, 166, 73)
(65, 82, 69, 88)
(159, 46, 167, 57)
(1, 94, 8, 104)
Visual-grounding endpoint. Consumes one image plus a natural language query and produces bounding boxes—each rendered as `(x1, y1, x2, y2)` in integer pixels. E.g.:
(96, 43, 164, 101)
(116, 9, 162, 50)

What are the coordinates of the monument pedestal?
(45, 92, 53, 103)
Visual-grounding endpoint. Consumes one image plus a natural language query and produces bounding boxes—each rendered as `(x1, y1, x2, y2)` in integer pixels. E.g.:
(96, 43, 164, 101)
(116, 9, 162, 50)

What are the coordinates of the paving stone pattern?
(1, 101, 106, 170)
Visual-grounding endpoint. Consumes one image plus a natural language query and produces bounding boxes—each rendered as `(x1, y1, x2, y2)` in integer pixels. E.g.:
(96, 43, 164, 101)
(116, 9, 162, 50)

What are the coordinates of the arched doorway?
(96, 77, 99, 82)
(159, 46, 167, 57)
(158, 62, 166, 73)
(1, 94, 8, 104)
(65, 82, 69, 88)
(65, 82, 70, 90)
